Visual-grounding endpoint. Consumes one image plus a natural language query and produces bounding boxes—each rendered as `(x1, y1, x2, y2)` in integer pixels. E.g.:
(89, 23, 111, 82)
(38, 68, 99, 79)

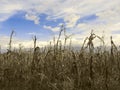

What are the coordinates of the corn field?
(0, 27, 120, 90)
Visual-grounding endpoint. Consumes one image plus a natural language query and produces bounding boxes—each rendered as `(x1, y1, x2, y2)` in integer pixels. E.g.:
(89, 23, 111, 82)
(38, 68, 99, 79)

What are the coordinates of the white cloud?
(43, 25, 60, 32)
(27, 32, 42, 36)
(64, 14, 80, 28)
(96, 6, 120, 24)
(25, 14, 40, 24)
(0, 0, 23, 21)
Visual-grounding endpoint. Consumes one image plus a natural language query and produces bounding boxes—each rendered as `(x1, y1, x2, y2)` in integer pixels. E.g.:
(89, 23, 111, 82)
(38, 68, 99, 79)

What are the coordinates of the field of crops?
(0, 29, 120, 90)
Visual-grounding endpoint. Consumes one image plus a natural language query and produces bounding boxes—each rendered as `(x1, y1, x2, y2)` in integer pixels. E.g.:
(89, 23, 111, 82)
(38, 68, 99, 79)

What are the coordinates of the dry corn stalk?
(81, 30, 104, 53)
(8, 30, 14, 51)
(110, 36, 117, 55)
(56, 24, 64, 48)
(33, 35, 37, 50)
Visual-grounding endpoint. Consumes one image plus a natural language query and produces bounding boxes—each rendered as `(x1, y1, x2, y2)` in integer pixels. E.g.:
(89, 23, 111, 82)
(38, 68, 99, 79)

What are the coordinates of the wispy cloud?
(27, 32, 42, 36)
(43, 25, 60, 32)
(25, 14, 40, 24)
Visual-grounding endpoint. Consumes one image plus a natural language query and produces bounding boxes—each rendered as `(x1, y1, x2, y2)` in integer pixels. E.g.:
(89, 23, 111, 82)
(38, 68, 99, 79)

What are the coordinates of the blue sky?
(0, 0, 120, 49)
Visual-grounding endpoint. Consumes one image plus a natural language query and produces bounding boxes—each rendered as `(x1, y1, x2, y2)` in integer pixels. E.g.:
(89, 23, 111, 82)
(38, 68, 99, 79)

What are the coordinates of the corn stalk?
(8, 30, 14, 51)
